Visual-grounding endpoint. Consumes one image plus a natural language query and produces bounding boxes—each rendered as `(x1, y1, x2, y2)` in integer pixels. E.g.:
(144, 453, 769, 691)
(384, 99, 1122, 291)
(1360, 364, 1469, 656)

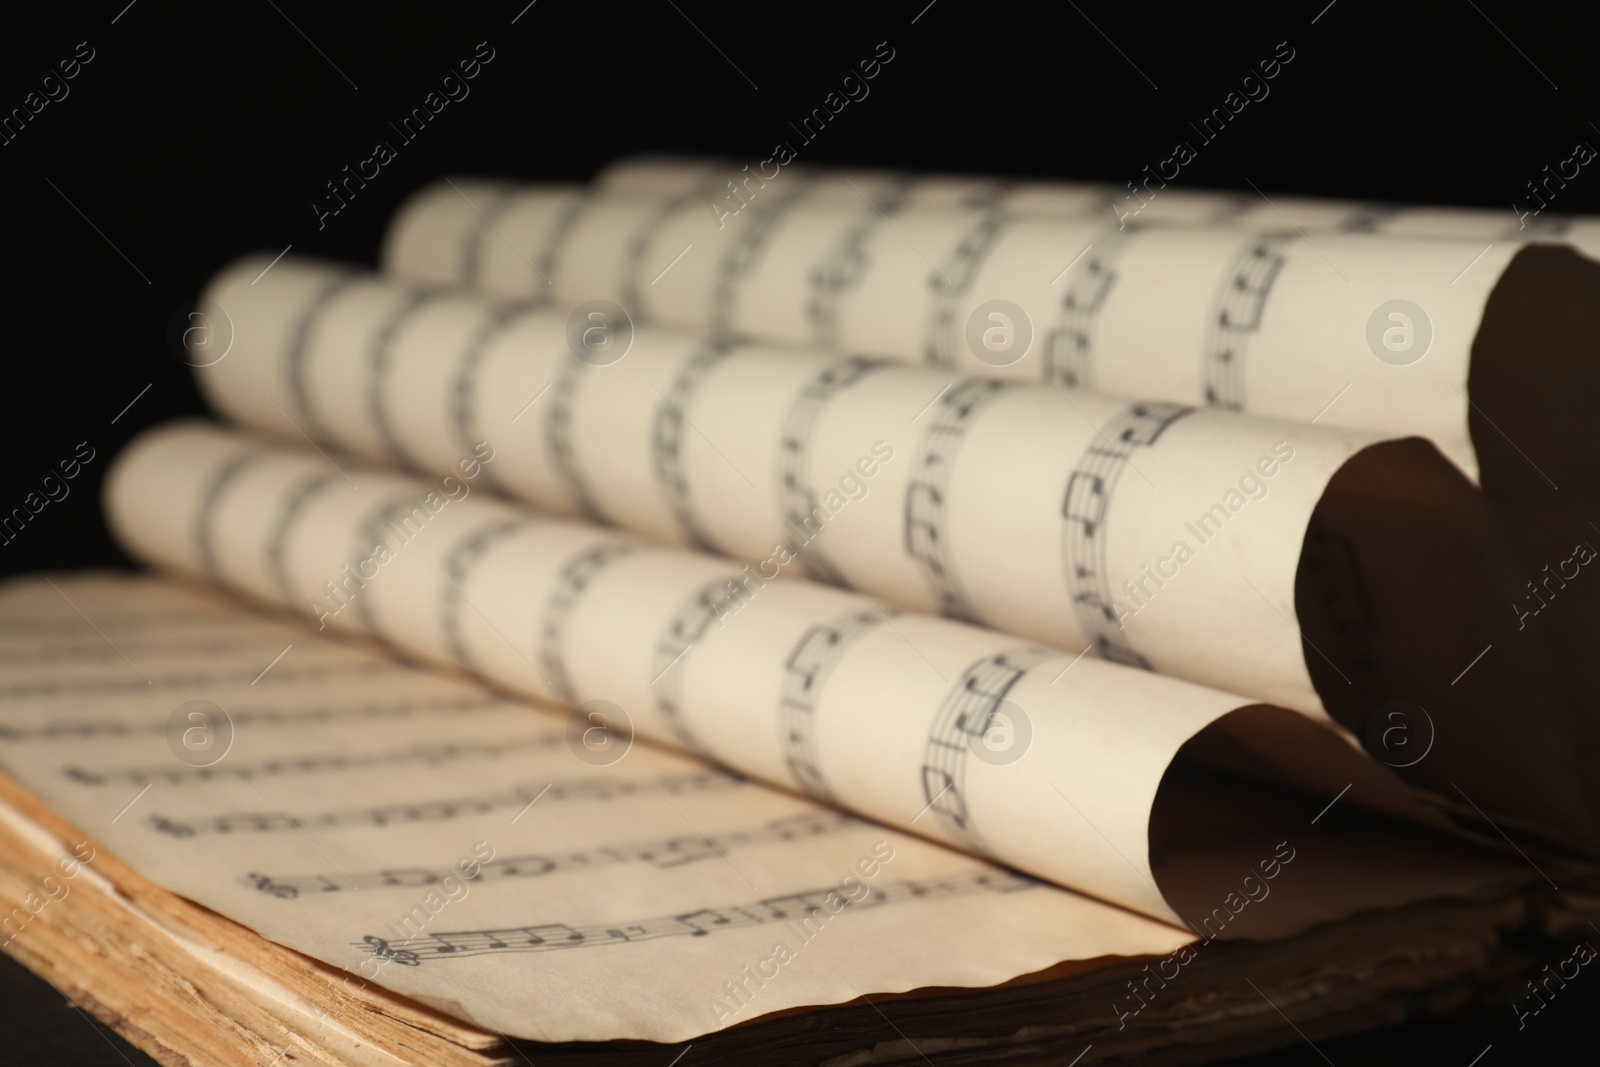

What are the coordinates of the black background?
(3, 0, 1599, 1062)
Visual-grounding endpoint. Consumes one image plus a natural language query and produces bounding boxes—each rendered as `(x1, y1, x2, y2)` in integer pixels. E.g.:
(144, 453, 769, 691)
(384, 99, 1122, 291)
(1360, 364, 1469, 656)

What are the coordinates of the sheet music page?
(99, 425, 1531, 935)
(197, 253, 1397, 719)
(0, 573, 1195, 1043)
(380, 173, 1538, 480)
(593, 156, 1600, 254)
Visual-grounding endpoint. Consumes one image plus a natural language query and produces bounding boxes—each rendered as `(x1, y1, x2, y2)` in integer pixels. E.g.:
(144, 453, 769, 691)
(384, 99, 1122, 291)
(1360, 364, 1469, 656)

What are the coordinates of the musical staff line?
(805, 177, 914, 349)
(346, 494, 428, 641)
(0, 660, 404, 701)
(904, 378, 1014, 624)
(924, 212, 1007, 368)
(778, 609, 890, 803)
(266, 470, 339, 601)
(709, 181, 812, 335)
(544, 353, 609, 523)
(649, 379, 756, 489)
(777, 356, 889, 585)
(844, 177, 949, 285)
(149, 771, 743, 838)
(67, 733, 563, 787)
(451, 300, 543, 498)
(619, 176, 725, 320)
(367, 290, 445, 472)
(441, 177, 553, 287)
(537, 541, 640, 706)
(283, 270, 360, 442)
(193, 449, 267, 583)
(455, 184, 520, 289)
(1202, 233, 1291, 410)
(0, 696, 507, 743)
(356, 868, 1041, 964)
(248, 812, 863, 898)
(440, 517, 539, 674)
(1061, 401, 1192, 669)
(1240, 180, 1348, 284)
(650, 781, 759, 891)
(1045, 226, 1135, 389)
(920, 646, 1056, 855)
(650, 576, 744, 754)
(0, 636, 276, 667)
(651, 344, 737, 553)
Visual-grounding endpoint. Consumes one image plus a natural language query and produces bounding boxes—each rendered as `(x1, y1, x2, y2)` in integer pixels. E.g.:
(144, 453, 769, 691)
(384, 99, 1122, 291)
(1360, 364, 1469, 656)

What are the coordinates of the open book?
(3, 573, 1596, 1064)
(6, 156, 1600, 1065)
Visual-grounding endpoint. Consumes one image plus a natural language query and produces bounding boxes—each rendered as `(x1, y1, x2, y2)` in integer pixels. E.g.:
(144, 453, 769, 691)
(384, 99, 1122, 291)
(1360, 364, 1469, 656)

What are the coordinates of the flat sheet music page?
(0, 573, 1190, 1043)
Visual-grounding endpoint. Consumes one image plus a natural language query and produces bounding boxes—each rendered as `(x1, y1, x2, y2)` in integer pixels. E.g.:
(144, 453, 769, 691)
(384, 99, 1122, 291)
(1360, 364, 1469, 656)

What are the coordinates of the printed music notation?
(1202, 235, 1289, 411)
(65, 733, 563, 788)
(0, 660, 406, 701)
(920, 647, 1056, 855)
(709, 186, 809, 337)
(544, 353, 609, 523)
(0, 696, 506, 743)
(1060, 401, 1192, 669)
(451, 300, 544, 502)
(903, 378, 1013, 624)
(440, 516, 539, 673)
(778, 609, 888, 803)
(0, 608, 252, 637)
(530, 196, 592, 293)
(650, 343, 736, 554)
(356, 868, 1042, 964)
(366, 290, 444, 473)
(618, 178, 722, 322)
(283, 271, 360, 444)
(777, 356, 888, 586)
(651, 576, 750, 754)
(805, 179, 913, 350)
(924, 212, 1008, 368)
(148, 771, 745, 838)
(449, 300, 542, 497)
(1044, 226, 1133, 390)
(266, 470, 339, 600)
(247, 811, 864, 898)
(193, 450, 265, 582)
(537, 541, 640, 707)
(347, 494, 430, 639)
(456, 185, 519, 289)
(0, 636, 276, 667)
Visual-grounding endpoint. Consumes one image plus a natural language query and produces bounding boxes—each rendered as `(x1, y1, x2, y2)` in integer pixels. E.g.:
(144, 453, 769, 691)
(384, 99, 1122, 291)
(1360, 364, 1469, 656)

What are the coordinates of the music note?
(902, 379, 1013, 624)
(1202, 234, 1289, 411)
(778, 356, 885, 586)
(1060, 401, 1191, 670)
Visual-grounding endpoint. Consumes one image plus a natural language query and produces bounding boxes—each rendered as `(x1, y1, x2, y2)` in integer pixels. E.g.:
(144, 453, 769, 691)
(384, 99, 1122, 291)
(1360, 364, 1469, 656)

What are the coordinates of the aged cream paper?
(379, 171, 1549, 480)
(198, 253, 1395, 720)
(0, 573, 1190, 1043)
(103, 425, 1516, 940)
(595, 156, 1600, 253)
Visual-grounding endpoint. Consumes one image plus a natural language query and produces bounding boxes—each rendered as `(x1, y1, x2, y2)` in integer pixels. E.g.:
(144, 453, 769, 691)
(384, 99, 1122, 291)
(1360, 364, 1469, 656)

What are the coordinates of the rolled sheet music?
(380, 170, 1600, 729)
(104, 423, 1542, 936)
(594, 155, 1600, 254)
(379, 172, 1599, 488)
(0, 573, 1182, 1042)
(0, 572, 1531, 1043)
(191, 254, 1600, 843)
